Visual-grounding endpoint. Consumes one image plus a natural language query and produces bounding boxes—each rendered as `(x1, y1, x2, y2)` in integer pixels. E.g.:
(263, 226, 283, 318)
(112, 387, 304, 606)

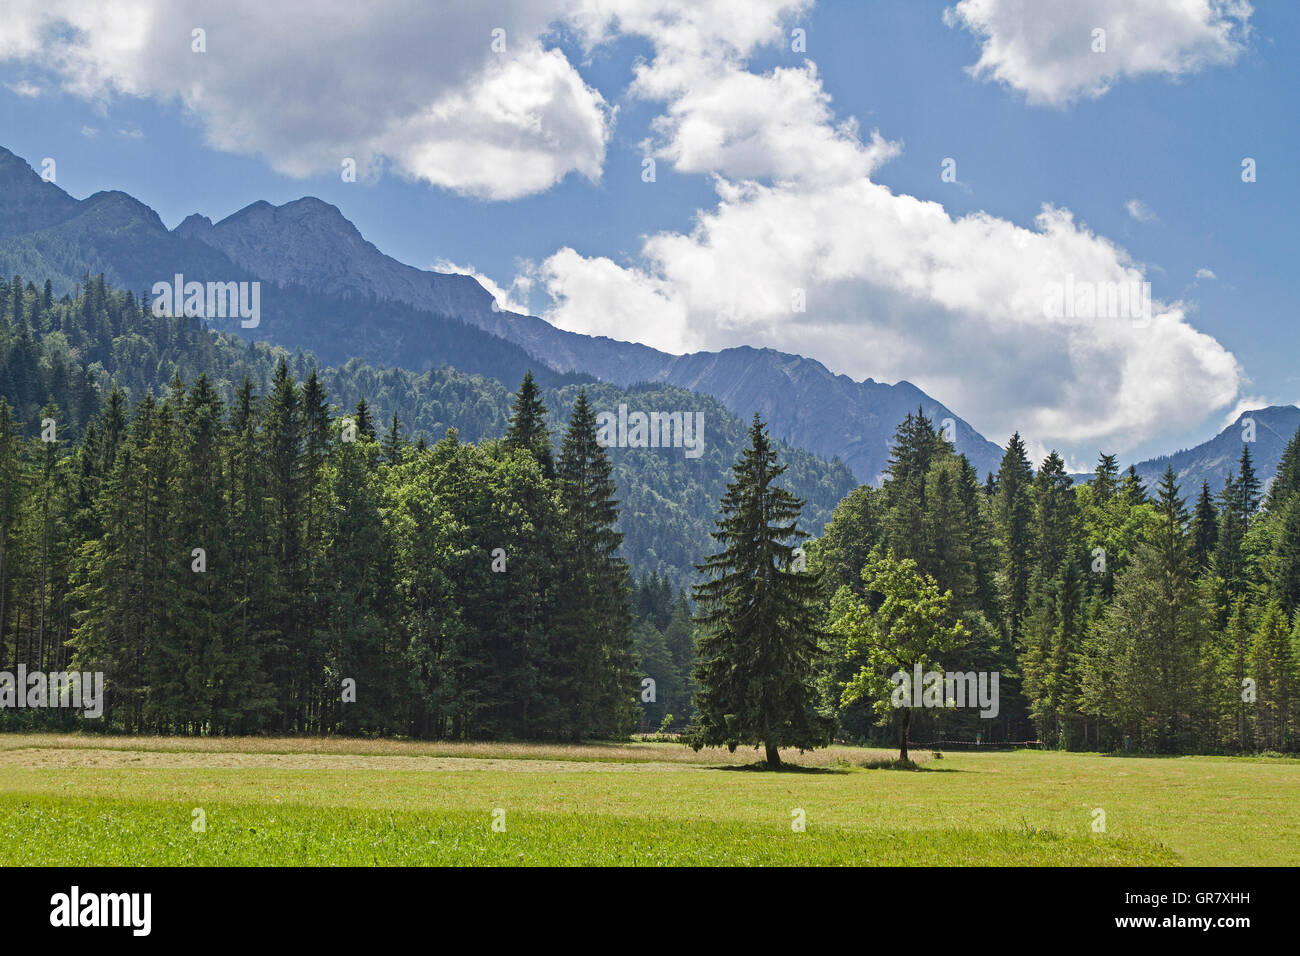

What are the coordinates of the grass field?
(0, 734, 1295, 865)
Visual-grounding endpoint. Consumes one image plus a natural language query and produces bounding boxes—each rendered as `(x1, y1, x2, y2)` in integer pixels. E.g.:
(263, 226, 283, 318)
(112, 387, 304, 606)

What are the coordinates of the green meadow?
(0, 735, 1294, 866)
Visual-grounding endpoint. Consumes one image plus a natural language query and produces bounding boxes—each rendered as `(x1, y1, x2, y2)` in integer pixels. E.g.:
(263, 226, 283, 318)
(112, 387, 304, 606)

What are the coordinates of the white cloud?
(944, 0, 1253, 105)
(1125, 198, 1156, 222)
(538, 178, 1241, 454)
(536, 246, 690, 345)
(570, 0, 834, 183)
(0, 0, 1246, 458)
(1222, 395, 1269, 427)
(1196, 267, 1216, 280)
(646, 62, 897, 185)
(80, 125, 97, 138)
(0, 0, 611, 200)
(3, 80, 41, 97)
(530, 0, 1241, 457)
(434, 259, 534, 315)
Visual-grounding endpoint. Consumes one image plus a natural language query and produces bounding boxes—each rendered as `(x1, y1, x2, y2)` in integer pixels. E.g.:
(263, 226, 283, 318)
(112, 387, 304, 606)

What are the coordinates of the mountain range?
(1, 144, 1294, 496)
(1129, 404, 1300, 497)
(0, 145, 1000, 485)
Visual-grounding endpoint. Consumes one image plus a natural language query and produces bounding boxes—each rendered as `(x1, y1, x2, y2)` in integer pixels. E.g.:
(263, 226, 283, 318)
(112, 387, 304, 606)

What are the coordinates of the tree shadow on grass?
(708, 757, 962, 773)
(711, 762, 847, 774)
(858, 756, 961, 772)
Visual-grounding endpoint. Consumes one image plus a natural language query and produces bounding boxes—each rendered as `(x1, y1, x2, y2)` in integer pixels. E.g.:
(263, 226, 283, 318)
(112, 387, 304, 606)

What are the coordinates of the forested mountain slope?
(0, 274, 854, 586)
(0, 144, 1001, 484)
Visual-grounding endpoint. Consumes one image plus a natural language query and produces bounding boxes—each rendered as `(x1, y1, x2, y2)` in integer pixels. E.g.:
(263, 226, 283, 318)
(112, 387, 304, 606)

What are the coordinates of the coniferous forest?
(0, 274, 1297, 753)
(0, 354, 638, 738)
(0, 273, 853, 591)
(809, 410, 1300, 755)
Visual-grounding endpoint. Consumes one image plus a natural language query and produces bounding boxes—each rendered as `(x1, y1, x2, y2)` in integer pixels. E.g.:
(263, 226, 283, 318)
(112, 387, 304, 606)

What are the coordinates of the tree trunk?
(899, 708, 911, 762)
(765, 742, 781, 768)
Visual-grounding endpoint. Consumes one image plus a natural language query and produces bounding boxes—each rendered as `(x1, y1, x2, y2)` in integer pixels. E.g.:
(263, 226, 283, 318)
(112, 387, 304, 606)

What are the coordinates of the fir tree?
(1122, 465, 1148, 505)
(1237, 444, 1261, 523)
(320, 432, 398, 733)
(1085, 468, 1204, 751)
(994, 433, 1034, 648)
(1190, 480, 1219, 572)
(1214, 473, 1247, 596)
(1267, 426, 1300, 511)
(1248, 602, 1297, 750)
(504, 371, 553, 479)
(1270, 500, 1300, 616)
(0, 400, 22, 678)
(554, 389, 635, 738)
(690, 415, 833, 767)
(1092, 454, 1119, 502)
(262, 359, 305, 731)
(923, 456, 975, 609)
(353, 397, 376, 442)
(223, 378, 278, 733)
(884, 409, 944, 563)
(382, 411, 406, 466)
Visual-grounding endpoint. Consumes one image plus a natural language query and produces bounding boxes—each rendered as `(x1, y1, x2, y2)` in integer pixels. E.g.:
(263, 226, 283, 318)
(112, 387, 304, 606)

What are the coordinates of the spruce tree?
(504, 371, 553, 479)
(1190, 480, 1218, 571)
(262, 359, 305, 731)
(354, 397, 376, 442)
(1267, 426, 1300, 511)
(488, 441, 558, 738)
(1224, 599, 1253, 748)
(1092, 453, 1119, 502)
(1033, 451, 1077, 581)
(554, 389, 635, 738)
(1088, 467, 1203, 751)
(382, 411, 406, 466)
(1122, 465, 1148, 505)
(632, 621, 679, 732)
(320, 431, 398, 733)
(171, 375, 229, 731)
(884, 409, 944, 563)
(300, 370, 330, 728)
(1270, 500, 1300, 616)
(994, 433, 1034, 648)
(689, 415, 833, 768)
(224, 378, 278, 733)
(0, 400, 22, 678)
(1022, 451, 1084, 747)
(957, 456, 1001, 617)
(661, 594, 697, 728)
(134, 384, 185, 731)
(923, 456, 975, 609)
(1214, 473, 1247, 595)
(1248, 602, 1297, 750)
(68, 402, 145, 728)
(1237, 444, 1261, 523)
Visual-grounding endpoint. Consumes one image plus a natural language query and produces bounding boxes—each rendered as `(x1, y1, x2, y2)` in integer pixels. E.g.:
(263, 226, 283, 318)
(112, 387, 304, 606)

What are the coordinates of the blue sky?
(1, 0, 1294, 467)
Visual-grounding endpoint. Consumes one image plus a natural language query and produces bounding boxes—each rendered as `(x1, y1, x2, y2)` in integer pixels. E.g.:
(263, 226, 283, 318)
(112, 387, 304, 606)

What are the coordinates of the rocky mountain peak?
(0, 146, 81, 238)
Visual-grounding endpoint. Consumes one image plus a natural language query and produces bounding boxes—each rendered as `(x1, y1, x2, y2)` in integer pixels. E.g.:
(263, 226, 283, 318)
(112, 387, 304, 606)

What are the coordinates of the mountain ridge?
(155, 165, 1006, 483)
(6, 143, 1287, 491)
(1128, 404, 1300, 496)
(0, 146, 1003, 482)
